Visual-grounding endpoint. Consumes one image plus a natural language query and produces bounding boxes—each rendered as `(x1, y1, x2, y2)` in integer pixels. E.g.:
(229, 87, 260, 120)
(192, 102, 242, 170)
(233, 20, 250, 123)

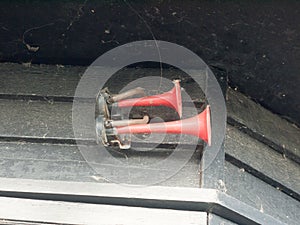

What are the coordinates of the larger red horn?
(114, 105, 211, 146)
(116, 80, 182, 118)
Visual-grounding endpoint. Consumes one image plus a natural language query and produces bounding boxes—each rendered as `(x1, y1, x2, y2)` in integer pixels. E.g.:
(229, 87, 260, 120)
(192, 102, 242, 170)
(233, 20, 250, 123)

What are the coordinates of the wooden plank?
(0, 158, 95, 182)
(226, 125, 300, 198)
(225, 162, 300, 225)
(200, 143, 225, 189)
(0, 99, 75, 139)
(0, 63, 206, 102)
(208, 214, 238, 225)
(0, 63, 223, 190)
(2, 63, 298, 163)
(0, 97, 204, 187)
(0, 141, 201, 187)
(0, 196, 207, 225)
(1, 63, 299, 204)
(0, 178, 286, 225)
(1, 135, 299, 223)
(0, 98, 299, 193)
(0, 98, 201, 143)
(0, 63, 84, 98)
(227, 88, 300, 163)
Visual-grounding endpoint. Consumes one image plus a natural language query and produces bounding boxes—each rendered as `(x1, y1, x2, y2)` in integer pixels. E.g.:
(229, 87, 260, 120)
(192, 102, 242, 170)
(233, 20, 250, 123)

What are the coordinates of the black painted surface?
(227, 88, 300, 164)
(226, 125, 300, 200)
(0, 142, 201, 187)
(225, 162, 299, 225)
(0, 1, 299, 126)
(0, 63, 299, 223)
(208, 214, 238, 225)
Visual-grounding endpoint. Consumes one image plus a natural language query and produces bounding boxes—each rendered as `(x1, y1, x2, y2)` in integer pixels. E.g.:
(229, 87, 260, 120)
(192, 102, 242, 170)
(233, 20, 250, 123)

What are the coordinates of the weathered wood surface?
(208, 214, 238, 225)
(2, 98, 299, 195)
(0, 99, 75, 139)
(0, 178, 287, 225)
(1, 63, 298, 158)
(0, 98, 201, 146)
(0, 141, 201, 187)
(0, 63, 84, 98)
(0, 196, 207, 225)
(225, 162, 299, 225)
(0, 76, 299, 193)
(0, 82, 298, 193)
(227, 88, 300, 164)
(0, 1, 300, 127)
(0, 63, 299, 224)
(226, 125, 300, 198)
(0, 63, 207, 101)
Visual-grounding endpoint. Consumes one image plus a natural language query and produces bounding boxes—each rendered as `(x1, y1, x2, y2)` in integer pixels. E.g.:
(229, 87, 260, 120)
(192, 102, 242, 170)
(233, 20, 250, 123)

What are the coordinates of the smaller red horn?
(116, 80, 182, 118)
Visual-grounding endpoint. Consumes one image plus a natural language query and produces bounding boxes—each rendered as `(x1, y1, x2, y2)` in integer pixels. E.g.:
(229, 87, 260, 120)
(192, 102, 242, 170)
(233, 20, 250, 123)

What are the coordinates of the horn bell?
(116, 80, 182, 118)
(115, 105, 211, 146)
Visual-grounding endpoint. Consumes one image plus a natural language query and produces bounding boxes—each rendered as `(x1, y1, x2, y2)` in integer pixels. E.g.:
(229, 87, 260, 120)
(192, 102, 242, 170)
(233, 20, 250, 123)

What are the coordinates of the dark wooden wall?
(0, 63, 299, 224)
(0, 0, 299, 127)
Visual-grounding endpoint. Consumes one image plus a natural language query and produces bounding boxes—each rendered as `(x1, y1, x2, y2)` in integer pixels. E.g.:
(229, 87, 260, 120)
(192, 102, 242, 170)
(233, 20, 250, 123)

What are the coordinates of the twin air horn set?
(96, 80, 211, 149)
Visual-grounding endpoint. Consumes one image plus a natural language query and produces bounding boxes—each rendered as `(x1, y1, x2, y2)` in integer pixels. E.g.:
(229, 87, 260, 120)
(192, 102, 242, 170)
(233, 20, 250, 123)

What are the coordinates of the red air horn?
(116, 80, 182, 118)
(96, 80, 211, 149)
(114, 105, 211, 145)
